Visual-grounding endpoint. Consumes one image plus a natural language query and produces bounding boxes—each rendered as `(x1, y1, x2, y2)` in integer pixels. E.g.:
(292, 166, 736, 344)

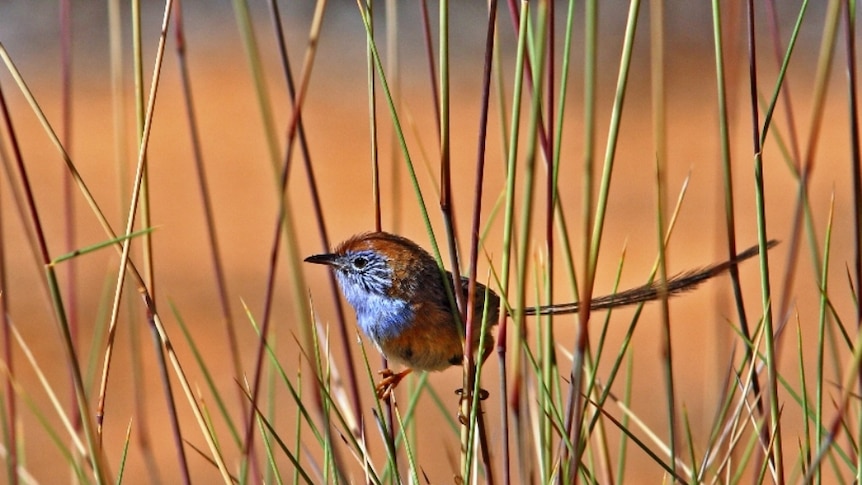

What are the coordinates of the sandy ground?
(0, 2, 856, 483)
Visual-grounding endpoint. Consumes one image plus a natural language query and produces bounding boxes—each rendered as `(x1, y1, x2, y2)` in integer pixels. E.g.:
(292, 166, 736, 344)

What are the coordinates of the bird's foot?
(455, 387, 490, 401)
(376, 368, 412, 400)
(455, 388, 490, 425)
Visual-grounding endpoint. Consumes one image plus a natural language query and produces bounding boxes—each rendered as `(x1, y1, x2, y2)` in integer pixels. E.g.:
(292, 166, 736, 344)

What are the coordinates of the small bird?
(305, 232, 776, 399)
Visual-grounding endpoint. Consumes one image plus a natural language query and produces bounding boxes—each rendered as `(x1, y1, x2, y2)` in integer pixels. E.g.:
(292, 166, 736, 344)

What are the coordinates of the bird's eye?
(352, 256, 368, 269)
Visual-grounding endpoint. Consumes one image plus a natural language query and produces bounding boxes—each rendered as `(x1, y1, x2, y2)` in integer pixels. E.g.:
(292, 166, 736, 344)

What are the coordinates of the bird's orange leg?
(376, 368, 412, 400)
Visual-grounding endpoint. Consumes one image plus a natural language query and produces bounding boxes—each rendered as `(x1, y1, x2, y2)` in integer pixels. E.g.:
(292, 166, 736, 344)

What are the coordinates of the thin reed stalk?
(0, 75, 109, 484)
(96, 3, 193, 482)
(1, 19, 235, 485)
(240, 0, 331, 479)
(649, 0, 678, 478)
(841, 0, 862, 478)
(172, 0, 245, 421)
(266, 0, 364, 444)
(745, 1, 783, 480)
(564, 2, 641, 482)
(495, 4, 529, 483)
(58, 0, 80, 446)
(0, 108, 14, 485)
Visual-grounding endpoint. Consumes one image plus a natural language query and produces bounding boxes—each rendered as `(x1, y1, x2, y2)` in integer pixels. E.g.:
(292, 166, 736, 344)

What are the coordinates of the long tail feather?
(521, 240, 778, 316)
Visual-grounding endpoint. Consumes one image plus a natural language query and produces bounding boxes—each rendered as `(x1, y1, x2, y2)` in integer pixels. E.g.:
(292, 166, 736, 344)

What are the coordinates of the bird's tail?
(521, 239, 778, 316)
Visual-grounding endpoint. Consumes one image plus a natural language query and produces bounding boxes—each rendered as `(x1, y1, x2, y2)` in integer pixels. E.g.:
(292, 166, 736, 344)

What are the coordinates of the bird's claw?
(455, 387, 490, 401)
(455, 387, 490, 425)
(375, 368, 412, 400)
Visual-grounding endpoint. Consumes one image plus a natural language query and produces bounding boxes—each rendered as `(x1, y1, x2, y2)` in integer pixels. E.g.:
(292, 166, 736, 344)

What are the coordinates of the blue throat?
(335, 273, 414, 342)
(353, 292, 414, 342)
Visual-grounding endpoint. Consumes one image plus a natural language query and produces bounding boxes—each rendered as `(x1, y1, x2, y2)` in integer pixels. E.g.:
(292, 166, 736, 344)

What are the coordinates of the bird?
(305, 231, 777, 399)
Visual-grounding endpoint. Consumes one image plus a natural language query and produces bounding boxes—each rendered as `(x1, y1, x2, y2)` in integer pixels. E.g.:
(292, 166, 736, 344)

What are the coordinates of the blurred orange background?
(0, 1, 855, 483)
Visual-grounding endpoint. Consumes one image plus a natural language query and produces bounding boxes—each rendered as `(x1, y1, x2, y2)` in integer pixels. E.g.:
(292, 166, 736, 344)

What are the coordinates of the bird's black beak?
(304, 253, 338, 266)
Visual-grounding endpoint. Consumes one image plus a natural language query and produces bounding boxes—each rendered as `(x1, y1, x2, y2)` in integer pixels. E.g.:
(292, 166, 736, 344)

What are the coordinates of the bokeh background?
(0, 1, 856, 482)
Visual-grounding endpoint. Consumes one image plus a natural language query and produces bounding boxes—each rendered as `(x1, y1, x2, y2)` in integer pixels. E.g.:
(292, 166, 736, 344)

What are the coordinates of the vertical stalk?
(463, 0, 500, 482)
(463, 0, 500, 479)
(495, 3, 529, 482)
(709, 0, 768, 453)
(841, 0, 862, 480)
(266, 0, 363, 442)
(386, 0, 403, 232)
(563, 1, 641, 481)
(0, 128, 15, 485)
(745, 0, 783, 480)
(59, 0, 80, 441)
(173, 0, 245, 425)
(650, 0, 676, 477)
(538, 0, 558, 479)
(361, 0, 398, 473)
(513, 2, 545, 479)
(240, 1, 330, 479)
(0, 77, 109, 485)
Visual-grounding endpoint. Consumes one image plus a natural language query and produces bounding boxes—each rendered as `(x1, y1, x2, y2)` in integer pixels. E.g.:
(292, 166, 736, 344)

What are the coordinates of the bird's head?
(304, 232, 438, 304)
